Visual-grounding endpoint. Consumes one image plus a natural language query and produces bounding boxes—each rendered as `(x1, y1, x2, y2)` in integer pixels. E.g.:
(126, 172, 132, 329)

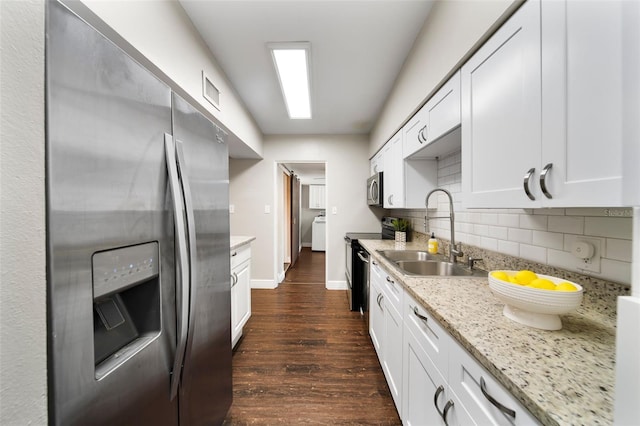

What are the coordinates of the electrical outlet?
(566, 235, 602, 274)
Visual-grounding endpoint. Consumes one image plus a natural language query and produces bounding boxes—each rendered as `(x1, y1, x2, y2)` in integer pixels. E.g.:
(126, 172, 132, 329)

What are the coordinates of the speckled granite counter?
(230, 236, 255, 251)
(359, 239, 623, 426)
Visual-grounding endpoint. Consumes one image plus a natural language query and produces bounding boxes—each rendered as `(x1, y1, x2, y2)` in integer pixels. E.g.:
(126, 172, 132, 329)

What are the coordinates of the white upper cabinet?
(405, 71, 461, 160)
(461, 0, 542, 208)
(540, 0, 623, 207)
(621, 0, 640, 206)
(370, 150, 384, 175)
(383, 130, 405, 208)
(462, 0, 626, 208)
(308, 185, 325, 209)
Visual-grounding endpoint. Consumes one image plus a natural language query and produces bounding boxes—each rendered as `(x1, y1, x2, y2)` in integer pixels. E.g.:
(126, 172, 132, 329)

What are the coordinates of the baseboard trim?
(251, 279, 278, 289)
(302, 242, 312, 248)
(326, 280, 347, 290)
(277, 271, 285, 283)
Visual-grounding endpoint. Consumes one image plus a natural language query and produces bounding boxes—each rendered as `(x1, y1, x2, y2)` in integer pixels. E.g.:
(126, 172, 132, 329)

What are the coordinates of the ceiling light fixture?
(268, 42, 312, 119)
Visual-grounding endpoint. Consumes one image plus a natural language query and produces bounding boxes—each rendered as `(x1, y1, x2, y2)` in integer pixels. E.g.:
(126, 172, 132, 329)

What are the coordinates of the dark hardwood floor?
(224, 248, 400, 425)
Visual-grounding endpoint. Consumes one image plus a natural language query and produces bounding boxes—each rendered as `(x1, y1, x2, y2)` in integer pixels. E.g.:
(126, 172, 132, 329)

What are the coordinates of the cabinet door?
(462, 0, 542, 208)
(233, 260, 251, 337)
(383, 131, 405, 208)
(382, 301, 403, 414)
(372, 150, 384, 174)
(541, 0, 623, 206)
(403, 327, 448, 426)
(403, 105, 429, 159)
(369, 263, 385, 357)
(426, 70, 461, 145)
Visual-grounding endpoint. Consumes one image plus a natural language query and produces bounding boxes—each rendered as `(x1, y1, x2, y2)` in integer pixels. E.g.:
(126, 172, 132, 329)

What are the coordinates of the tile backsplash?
(391, 149, 633, 286)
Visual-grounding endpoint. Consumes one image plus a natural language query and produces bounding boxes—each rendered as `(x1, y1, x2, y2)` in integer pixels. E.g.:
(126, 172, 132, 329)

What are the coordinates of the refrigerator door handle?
(175, 139, 199, 372)
(164, 133, 190, 401)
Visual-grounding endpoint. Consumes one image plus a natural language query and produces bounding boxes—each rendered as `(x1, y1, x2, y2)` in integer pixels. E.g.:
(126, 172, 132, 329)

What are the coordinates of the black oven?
(344, 217, 396, 313)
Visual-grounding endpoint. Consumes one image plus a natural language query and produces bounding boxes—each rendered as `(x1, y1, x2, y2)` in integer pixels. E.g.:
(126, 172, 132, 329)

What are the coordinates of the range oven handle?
(357, 251, 369, 264)
(164, 134, 189, 401)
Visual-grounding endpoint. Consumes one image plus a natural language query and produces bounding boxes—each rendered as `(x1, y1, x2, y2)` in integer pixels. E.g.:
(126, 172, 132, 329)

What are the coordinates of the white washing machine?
(311, 216, 326, 251)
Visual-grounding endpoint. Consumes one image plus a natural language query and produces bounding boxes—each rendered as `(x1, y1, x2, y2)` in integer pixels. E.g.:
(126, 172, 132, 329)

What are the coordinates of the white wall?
(391, 150, 633, 285)
(0, 0, 48, 423)
(229, 135, 383, 288)
(370, 0, 520, 156)
(76, 0, 264, 159)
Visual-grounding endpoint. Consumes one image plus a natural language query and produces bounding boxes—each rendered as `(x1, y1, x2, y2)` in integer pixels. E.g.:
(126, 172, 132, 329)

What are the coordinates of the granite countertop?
(230, 236, 255, 251)
(359, 239, 619, 426)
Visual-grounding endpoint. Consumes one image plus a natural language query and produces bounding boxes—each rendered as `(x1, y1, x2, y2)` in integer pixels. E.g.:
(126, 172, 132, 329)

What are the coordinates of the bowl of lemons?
(488, 270, 584, 330)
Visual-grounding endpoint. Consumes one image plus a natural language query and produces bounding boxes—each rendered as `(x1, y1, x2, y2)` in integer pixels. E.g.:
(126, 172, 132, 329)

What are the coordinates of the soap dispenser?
(428, 232, 438, 254)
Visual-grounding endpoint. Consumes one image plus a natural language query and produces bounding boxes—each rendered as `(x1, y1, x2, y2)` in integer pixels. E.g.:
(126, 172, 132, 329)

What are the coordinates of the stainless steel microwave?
(367, 172, 383, 206)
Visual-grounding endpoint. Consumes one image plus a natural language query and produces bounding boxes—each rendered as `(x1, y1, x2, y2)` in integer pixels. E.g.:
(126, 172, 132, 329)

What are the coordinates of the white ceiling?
(179, 0, 434, 136)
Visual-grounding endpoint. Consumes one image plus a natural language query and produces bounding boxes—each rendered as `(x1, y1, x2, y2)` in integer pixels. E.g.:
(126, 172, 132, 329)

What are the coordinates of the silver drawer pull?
(386, 276, 395, 285)
(523, 167, 535, 200)
(434, 385, 445, 416)
(413, 306, 429, 324)
(442, 400, 454, 426)
(480, 377, 516, 418)
(231, 251, 238, 257)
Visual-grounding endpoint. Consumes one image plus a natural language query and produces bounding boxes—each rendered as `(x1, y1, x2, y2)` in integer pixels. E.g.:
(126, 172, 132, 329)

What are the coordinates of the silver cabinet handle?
(231, 251, 238, 257)
(523, 167, 536, 200)
(372, 260, 378, 266)
(413, 306, 429, 324)
(376, 292, 384, 309)
(385, 276, 394, 285)
(388, 194, 393, 205)
(434, 385, 445, 416)
(418, 125, 427, 144)
(357, 251, 369, 263)
(480, 377, 516, 418)
(164, 134, 190, 401)
(232, 272, 239, 287)
(540, 163, 553, 199)
(442, 400, 454, 426)
(230, 274, 235, 288)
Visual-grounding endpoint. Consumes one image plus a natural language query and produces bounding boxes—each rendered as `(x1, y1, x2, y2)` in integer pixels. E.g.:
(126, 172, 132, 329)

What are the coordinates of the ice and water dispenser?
(92, 242, 161, 379)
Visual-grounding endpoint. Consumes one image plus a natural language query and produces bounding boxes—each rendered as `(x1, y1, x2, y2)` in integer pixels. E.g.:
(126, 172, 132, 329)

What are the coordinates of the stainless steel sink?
(378, 250, 435, 262)
(395, 260, 475, 276)
(377, 250, 487, 278)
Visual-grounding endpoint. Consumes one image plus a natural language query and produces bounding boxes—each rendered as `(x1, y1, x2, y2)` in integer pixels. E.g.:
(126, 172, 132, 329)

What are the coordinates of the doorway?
(278, 162, 326, 285)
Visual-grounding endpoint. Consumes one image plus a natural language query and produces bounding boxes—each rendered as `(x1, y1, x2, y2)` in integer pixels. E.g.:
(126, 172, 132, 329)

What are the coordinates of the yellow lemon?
(556, 282, 577, 292)
(529, 278, 556, 290)
(491, 271, 509, 281)
(507, 276, 521, 285)
(515, 270, 538, 285)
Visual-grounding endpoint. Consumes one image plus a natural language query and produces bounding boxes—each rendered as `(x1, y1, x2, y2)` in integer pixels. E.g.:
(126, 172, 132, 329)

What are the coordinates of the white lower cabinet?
(369, 259, 404, 414)
(230, 245, 251, 347)
(370, 261, 539, 425)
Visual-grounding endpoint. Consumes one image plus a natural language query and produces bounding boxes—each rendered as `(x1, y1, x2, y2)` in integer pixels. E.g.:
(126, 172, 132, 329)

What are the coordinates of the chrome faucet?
(425, 188, 463, 263)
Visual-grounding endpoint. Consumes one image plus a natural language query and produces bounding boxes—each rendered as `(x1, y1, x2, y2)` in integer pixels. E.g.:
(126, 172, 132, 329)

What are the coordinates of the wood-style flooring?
(224, 248, 400, 425)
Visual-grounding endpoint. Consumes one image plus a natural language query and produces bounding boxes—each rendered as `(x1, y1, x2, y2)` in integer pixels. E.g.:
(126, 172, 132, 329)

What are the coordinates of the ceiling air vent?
(202, 71, 220, 110)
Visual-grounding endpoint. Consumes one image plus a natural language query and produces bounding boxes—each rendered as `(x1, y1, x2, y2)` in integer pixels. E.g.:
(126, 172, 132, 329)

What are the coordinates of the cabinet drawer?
(449, 338, 539, 425)
(404, 292, 450, 379)
(380, 269, 403, 314)
(230, 245, 251, 269)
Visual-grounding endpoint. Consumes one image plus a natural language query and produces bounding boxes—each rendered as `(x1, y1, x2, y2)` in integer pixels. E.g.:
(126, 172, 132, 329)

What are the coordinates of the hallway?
(224, 248, 400, 424)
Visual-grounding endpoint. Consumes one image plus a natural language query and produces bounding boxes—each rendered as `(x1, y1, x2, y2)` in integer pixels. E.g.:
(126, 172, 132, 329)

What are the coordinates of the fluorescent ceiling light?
(268, 42, 311, 119)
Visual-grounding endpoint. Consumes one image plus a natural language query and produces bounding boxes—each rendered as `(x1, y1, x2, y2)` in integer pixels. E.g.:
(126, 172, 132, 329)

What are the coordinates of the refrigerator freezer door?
(171, 93, 233, 425)
(47, 2, 177, 424)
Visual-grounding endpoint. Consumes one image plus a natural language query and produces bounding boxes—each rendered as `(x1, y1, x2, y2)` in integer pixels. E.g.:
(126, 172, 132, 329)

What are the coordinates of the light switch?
(264, 204, 271, 214)
(229, 204, 235, 214)
(331, 206, 337, 215)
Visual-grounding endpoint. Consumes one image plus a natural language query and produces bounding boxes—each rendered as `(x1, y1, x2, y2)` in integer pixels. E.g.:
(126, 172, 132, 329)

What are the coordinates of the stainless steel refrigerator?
(46, 1, 232, 424)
